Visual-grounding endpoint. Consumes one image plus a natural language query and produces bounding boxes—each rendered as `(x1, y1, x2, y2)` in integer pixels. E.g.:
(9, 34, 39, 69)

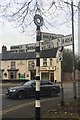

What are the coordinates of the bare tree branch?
(0, 0, 79, 34)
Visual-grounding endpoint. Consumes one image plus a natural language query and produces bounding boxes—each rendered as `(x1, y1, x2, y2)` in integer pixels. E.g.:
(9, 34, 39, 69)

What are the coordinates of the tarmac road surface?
(1, 81, 79, 119)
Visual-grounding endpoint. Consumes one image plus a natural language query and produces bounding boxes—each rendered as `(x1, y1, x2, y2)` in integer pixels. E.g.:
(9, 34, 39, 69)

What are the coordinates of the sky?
(0, 0, 79, 53)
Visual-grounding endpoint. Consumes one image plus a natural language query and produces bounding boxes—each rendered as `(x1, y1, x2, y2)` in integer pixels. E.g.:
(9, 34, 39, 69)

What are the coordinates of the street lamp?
(34, 14, 43, 120)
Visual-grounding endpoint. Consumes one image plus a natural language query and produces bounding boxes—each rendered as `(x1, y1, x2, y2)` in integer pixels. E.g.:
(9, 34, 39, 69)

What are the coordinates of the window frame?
(43, 58, 47, 66)
(11, 61, 16, 69)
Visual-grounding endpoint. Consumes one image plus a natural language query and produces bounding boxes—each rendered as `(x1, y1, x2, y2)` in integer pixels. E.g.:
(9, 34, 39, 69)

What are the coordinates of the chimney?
(2, 45, 7, 52)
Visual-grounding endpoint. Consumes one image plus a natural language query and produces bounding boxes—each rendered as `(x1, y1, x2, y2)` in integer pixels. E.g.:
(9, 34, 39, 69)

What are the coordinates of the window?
(28, 61, 35, 67)
(43, 58, 47, 66)
(50, 59, 53, 66)
(41, 73, 49, 80)
(10, 71, 16, 79)
(41, 80, 53, 85)
(11, 61, 16, 69)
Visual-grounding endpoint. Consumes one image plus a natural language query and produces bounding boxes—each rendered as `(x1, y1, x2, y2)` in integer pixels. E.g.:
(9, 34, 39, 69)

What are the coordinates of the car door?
(24, 82, 36, 97)
(40, 81, 51, 96)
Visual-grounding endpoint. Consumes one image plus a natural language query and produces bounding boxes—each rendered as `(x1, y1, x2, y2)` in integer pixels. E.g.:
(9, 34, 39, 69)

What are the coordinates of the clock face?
(34, 14, 43, 26)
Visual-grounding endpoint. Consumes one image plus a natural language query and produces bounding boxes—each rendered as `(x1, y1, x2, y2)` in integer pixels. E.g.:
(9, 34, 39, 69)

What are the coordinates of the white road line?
(1, 96, 75, 116)
(1, 101, 35, 115)
(1, 97, 59, 115)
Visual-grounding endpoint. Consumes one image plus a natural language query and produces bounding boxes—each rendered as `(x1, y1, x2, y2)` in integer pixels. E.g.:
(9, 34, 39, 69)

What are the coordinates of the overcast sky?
(0, 0, 79, 53)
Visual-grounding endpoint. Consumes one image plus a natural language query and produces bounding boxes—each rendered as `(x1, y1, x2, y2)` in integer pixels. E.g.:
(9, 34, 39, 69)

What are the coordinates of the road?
(0, 81, 79, 119)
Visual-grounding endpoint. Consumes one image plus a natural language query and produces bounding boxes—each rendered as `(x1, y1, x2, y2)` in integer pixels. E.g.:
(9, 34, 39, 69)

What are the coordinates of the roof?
(0, 48, 57, 60)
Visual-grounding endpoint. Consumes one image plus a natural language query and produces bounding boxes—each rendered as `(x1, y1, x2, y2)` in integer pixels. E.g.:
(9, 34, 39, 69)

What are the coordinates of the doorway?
(50, 72, 54, 82)
(31, 70, 36, 80)
(8, 71, 17, 80)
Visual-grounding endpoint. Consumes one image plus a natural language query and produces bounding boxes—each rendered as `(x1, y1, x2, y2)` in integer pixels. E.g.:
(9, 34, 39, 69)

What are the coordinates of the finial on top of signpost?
(34, 14, 43, 27)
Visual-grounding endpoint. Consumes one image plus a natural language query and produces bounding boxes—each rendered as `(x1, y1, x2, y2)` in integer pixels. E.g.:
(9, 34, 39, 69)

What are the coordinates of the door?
(9, 71, 17, 80)
(31, 70, 36, 80)
(25, 82, 36, 97)
(50, 73, 54, 82)
(40, 80, 51, 96)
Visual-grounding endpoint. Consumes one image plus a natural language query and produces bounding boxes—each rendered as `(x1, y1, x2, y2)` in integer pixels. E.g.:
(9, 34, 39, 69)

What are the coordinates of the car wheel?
(17, 91, 26, 99)
(50, 90, 56, 97)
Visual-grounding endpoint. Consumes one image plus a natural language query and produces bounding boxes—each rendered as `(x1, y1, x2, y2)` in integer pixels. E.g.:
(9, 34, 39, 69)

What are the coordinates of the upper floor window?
(11, 61, 16, 69)
(28, 61, 35, 67)
(43, 58, 47, 66)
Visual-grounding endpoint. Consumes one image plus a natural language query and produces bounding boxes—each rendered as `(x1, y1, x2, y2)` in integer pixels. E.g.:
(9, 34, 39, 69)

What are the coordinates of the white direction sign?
(52, 35, 72, 48)
(60, 34, 72, 47)
(41, 32, 72, 48)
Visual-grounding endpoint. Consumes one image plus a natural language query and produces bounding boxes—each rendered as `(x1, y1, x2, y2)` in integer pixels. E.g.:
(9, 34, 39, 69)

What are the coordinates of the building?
(0, 48, 61, 82)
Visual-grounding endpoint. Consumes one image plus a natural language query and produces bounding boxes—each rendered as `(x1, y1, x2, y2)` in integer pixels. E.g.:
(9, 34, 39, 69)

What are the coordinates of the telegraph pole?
(34, 14, 43, 120)
(71, 0, 77, 100)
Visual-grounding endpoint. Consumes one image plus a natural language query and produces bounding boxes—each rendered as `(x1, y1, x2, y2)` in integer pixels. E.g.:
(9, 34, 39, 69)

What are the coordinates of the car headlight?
(9, 89, 16, 92)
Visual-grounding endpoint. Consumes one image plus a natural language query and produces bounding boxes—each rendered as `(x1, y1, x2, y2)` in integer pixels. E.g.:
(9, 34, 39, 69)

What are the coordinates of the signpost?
(34, 14, 43, 120)
(41, 32, 72, 49)
(33, 13, 73, 116)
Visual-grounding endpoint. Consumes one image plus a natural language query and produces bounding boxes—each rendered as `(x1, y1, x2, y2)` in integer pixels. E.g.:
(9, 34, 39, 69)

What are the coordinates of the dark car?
(6, 80, 60, 99)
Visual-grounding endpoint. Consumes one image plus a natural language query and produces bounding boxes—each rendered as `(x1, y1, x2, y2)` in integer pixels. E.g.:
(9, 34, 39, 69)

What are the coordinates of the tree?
(0, 0, 79, 34)
(75, 56, 80, 71)
(77, 60, 80, 71)
(63, 49, 77, 73)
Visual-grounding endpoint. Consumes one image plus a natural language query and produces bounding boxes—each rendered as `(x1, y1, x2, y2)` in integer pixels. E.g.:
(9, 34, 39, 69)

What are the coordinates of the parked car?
(6, 80, 60, 99)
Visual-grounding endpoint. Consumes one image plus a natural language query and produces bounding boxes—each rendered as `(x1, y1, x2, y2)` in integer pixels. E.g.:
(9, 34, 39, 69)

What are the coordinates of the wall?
(1, 58, 61, 82)
(63, 70, 80, 81)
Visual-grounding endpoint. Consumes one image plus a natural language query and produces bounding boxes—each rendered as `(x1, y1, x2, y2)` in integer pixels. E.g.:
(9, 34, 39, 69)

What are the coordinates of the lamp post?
(34, 14, 43, 120)
(71, 0, 77, 100)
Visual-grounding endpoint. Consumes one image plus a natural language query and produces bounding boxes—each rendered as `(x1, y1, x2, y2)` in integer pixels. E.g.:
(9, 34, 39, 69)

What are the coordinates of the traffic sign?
(54, 34, 72, 47)
(56, 47, 64, 62)
(41, 32, 72, 48)
(60, 34, 72, 47)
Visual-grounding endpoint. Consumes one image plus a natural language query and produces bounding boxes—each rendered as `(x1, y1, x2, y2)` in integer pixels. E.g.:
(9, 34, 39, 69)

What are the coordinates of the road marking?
(1, 96, 77, 116)
(1, 97, 59, 115)
(1, 101, 35, 115)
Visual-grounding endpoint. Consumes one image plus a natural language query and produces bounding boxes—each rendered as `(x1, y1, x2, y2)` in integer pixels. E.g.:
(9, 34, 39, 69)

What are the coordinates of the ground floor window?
(41, 72, 49, 80)
(8, 71, 17, 80)
(18, 73, 25, 80)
